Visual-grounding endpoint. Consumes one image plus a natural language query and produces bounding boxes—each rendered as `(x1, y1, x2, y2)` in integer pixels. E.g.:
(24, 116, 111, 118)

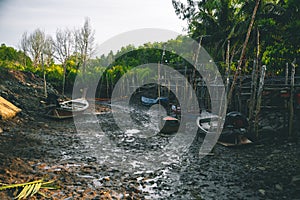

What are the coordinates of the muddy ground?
(0, 69, 300, 199)
(1, 110, 299, 200)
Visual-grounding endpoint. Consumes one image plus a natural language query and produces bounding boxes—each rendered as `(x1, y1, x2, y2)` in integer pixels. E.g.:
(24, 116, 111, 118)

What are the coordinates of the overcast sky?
(0, 0, 187, 55)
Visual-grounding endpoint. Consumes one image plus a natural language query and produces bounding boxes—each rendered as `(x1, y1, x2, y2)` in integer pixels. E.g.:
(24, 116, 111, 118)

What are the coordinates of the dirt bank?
(0, 68, 142, 199)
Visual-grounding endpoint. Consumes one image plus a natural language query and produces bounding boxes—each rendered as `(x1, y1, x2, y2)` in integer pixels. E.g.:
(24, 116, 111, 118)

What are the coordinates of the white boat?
(46, 98, 89, 119)
(197, 111, 252, 146)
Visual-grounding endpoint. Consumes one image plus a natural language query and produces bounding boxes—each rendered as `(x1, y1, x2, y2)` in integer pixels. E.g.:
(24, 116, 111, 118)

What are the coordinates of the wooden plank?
(0, 96, 22, 120)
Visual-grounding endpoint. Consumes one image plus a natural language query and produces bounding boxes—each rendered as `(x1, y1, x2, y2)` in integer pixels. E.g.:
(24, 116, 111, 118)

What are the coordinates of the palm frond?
(0, 179, 59, 200)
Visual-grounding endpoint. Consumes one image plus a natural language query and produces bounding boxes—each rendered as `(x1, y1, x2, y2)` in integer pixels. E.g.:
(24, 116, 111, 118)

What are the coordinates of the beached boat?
(159, 116, 180, 134)
(45, 98, 89, 119)
(141, 96, 168, 106)
(197, 111, 252, 146)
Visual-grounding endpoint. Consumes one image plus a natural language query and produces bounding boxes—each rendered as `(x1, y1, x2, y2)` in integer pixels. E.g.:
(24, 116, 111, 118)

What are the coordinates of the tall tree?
(19, 32, 29, 68)
(42, 36, 55, 97)
(261, 0, 300, 70)
(75, 17, 96, 81)
(172, 0, 248, 62)
(27, 29, 46, 67)
(53, 28, 74, 95)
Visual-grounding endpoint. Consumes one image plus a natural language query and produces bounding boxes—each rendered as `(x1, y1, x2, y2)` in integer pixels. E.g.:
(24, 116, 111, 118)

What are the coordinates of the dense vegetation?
(0, 0, 299, 96)
(173, 0, 300, 74)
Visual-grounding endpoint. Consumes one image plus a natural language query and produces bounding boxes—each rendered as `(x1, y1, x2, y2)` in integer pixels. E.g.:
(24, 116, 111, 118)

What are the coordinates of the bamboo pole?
(254, 65, 266, 137)
(227, 0, 261, 105)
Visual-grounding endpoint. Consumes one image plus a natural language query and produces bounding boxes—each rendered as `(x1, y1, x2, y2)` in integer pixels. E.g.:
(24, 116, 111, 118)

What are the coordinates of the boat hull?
(141, 96, 168, 106)
(159, 116, 180, 134)
(45, 98, 89, 119)
(196, 111, 252, 147)
(45, 108, 85, 119)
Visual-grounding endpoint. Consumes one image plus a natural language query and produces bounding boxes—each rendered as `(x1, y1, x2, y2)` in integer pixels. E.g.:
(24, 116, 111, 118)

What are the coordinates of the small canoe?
(141, 96, 168, 106)
(159, 116, 180, 134)
(45, 98, 89, 119)
(217, 136, 252, 147)
(197, 111, 252, 146)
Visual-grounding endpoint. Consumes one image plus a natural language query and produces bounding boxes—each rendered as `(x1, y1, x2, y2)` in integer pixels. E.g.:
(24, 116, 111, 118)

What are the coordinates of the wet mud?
(0, 110, 299, 199)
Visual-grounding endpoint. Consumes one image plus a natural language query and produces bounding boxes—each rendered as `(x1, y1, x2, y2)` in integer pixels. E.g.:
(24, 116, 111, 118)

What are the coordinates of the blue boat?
(141, 96, 168, 106)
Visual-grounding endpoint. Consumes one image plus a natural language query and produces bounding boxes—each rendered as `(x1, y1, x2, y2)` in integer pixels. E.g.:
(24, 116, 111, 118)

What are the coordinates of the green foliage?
(172, 0, 300, 73)
(0, 44, 32, 70)
(2, 2, 299, 96)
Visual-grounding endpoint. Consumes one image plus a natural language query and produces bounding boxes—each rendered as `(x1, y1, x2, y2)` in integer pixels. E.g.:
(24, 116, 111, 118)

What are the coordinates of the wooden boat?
(45, 98, 89, 119)
(159, 116, 180, 134)
(141, 96, 168, 106)
(197, 111, 252, 146)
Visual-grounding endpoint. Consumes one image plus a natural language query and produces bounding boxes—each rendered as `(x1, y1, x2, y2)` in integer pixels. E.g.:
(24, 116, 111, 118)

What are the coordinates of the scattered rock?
(257, 166, 266, 171)
(291, 175, 300, 185)
(275, 184, 283, 191)
(258, 189, 266, 196)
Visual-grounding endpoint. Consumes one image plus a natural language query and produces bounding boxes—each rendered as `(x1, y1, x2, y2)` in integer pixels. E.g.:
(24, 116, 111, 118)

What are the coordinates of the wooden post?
(249, 29, 260, 131)
(248, 60, 258, 126)
(289, 60, 296, 138)
(285, 63, 289, 85)
(225, 40, 231, 91)
(254, 65, 266, 138)
(284, 63, 289, 130)
(41, 53, 47, 98)
(81, 88, 88, 99)
(158, 62, 160, 99)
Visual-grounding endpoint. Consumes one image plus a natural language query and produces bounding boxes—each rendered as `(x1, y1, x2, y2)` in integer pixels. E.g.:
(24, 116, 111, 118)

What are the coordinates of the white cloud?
(0, 0, 186, 54)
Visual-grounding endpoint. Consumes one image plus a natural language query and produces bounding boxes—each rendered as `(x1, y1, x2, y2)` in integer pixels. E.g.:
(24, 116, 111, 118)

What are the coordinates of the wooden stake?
(41, 53, 47, 98)
(249, 29, 260, 129)
(285, 63, 289, 85)
(225, 40, 231, 91)
(248, 60, 257, 123)
(289, 60, 296, 138)
(254, 65, 266, 138)
(284, 63, 289, 130)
